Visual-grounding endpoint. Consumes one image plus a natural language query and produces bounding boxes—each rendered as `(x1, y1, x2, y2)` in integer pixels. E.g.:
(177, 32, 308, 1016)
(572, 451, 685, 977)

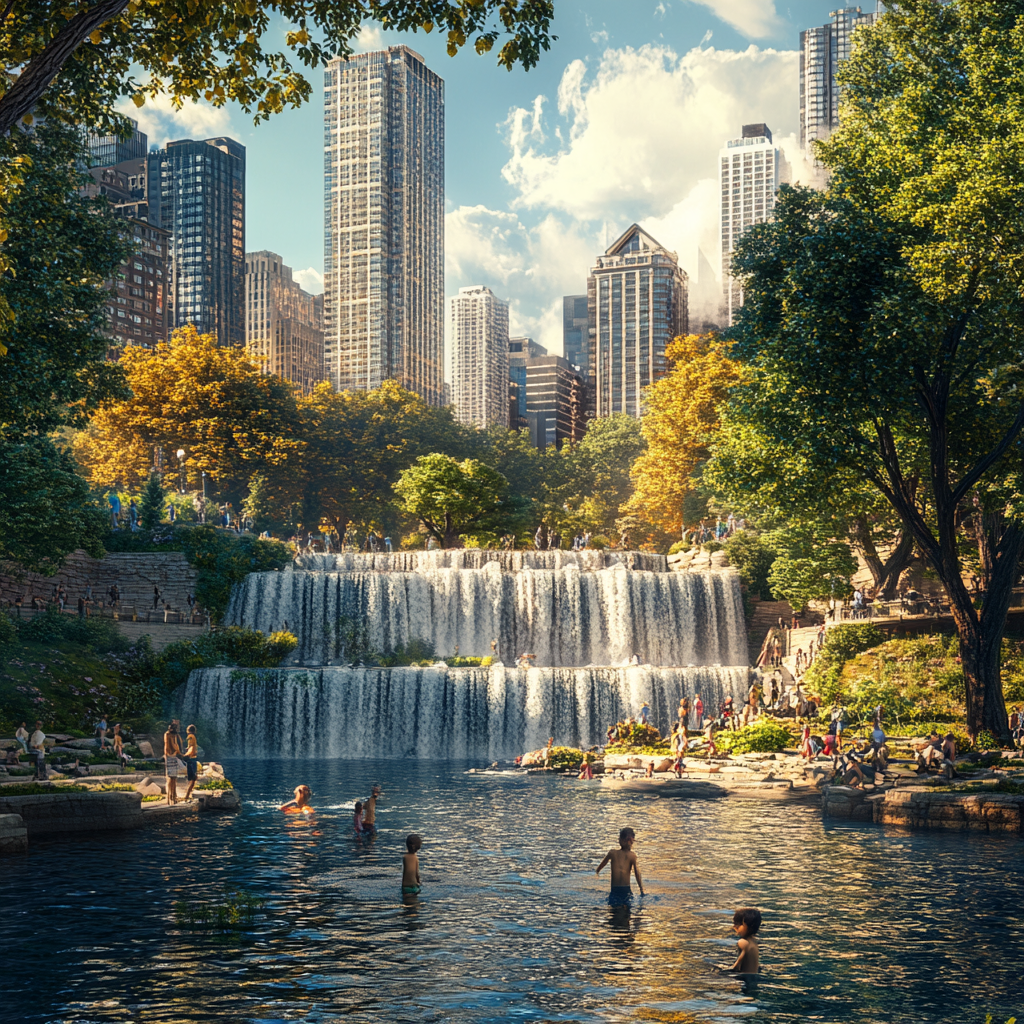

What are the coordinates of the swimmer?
(726, 907, 761, 973)
(402, 834, 422, 895)
(353, 801, 365, 833)
(280, 784, 312, 812)
(596, 827, 645, 904)
(362, 784, 382, 832)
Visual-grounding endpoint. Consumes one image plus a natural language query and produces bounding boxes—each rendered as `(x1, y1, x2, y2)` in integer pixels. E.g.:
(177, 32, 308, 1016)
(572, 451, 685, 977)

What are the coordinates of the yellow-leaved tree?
(73, 325, 304, 498)
(621, 333, 743, 539)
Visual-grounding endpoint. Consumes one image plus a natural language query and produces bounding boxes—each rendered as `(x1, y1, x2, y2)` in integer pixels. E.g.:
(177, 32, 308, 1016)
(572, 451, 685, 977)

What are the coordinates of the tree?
(138, 472, 166, 530)
(0, 1, 555, 138)
(726, 0, 1024, 740)
(241, 473, 276, 535)
(393, 454, 510, 548)
(623, 333, 743, 539)
(75, 325, 304, 501)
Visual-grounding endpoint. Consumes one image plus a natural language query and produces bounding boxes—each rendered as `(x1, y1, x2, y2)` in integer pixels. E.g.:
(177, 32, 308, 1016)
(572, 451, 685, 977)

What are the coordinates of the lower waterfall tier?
(226, 566, 747, 668)
(178, 665, 750, 760)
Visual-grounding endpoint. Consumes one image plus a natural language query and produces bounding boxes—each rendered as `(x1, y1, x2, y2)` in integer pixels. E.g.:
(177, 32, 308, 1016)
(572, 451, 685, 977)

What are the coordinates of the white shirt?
(29, 729, 46, 751)
(16, 726, 28, 740)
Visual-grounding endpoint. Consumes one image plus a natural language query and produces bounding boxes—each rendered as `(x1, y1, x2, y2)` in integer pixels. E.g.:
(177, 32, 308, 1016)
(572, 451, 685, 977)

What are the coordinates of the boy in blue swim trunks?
(596, 827, 645, 904)
(402, 834, 422, 895)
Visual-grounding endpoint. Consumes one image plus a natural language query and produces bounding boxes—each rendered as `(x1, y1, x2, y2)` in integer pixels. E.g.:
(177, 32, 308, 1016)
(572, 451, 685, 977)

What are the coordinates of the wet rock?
(136, 741, 155, 758)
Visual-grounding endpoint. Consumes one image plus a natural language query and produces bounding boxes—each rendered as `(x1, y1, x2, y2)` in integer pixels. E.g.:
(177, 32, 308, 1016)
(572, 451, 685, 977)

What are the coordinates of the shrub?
(546, 746, 584, 769)
(715, 720, 792, 755)
(724, 531, 777, 600)
(703, 540, 723, 553)
(590, 535, 608, 550)
(668, 539, 691, 556)
(139, 473, 167, 530)
(0, 610, 17, 662)
(0, 783, 89, 795)
(802, 623, 886, 704)
(154, 627, 298, 691)
(976, 729, 1001, 750)
(17, 608, 129, 653)
(378, 637, 437, 667)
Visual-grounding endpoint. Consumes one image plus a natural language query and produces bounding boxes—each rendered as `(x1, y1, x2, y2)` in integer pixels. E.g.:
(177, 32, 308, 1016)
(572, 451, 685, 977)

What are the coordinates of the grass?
(0, 782, 89, 795)
(174, 891, 265, 931)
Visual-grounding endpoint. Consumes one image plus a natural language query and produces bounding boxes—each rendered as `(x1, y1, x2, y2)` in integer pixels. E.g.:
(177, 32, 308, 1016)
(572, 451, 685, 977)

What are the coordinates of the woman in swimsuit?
(280, 785, 312, 812)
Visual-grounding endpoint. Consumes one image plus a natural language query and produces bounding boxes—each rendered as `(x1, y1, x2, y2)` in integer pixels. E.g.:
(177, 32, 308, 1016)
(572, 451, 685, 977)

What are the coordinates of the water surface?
(2, 759, 1021, 1024)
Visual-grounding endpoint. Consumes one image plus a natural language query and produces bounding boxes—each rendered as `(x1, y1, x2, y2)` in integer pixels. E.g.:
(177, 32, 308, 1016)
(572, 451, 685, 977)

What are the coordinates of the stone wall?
(0, 550, 198, 615)
(0, 813, 27, 855)
(0, 791, 144, 836)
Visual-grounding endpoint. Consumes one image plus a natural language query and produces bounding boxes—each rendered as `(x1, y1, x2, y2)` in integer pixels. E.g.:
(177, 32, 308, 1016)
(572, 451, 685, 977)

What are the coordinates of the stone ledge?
(0, 791, 144, 835)
(0, 812, 27, 855)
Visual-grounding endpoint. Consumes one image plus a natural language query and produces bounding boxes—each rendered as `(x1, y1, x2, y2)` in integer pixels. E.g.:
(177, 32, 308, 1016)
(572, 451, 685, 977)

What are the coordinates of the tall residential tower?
(323, 46, 444, 404)
(586, 224, 687, 419)
(449, 285, 509, 429)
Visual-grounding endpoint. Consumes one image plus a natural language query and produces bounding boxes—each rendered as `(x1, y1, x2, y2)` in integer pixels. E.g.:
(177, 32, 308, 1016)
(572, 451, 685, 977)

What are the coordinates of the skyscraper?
(245, 251, 325, 394)
(86, 118, 148, 168)
(719, 124, 787, 325)
(521, 356, 586, 450)
(586, 224, 687, 419)
(151, 136, 246, 346)
(800, 6, 878, 154)
(562, 294, 589, 379)
(323, 46, 444, 404)
(509, 337, 546, 430)
(448, 285, 509, 429)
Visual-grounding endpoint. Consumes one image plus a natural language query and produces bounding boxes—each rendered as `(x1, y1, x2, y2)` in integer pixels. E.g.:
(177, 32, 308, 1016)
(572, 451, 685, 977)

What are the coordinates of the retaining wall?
(0, 791, 144, 836)
(0, 813, 28, 855)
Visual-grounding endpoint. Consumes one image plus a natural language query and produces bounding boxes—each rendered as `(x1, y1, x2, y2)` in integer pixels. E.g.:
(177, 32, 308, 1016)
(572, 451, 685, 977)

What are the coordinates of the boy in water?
(402, 834, 422, 895)
(727, 907, 761, 973)
(596, 827, 645, 904)
(362, 784, 382, 832)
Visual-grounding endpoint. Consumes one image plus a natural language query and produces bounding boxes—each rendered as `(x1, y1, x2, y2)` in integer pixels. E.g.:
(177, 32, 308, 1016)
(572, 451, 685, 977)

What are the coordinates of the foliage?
(544, 746, 585, 770)
(723, 532, 776, 601)
(0, 611, 17, 662)
(138, 473, 166, 531)
(667, 540, 690, 556)
(101, 524, 183, 553)
(602, 743, 671, 756)
(196, 777, 234, 791)
(153, 627, 297, 692)
(623, 333, 743, 538)
(177, 526, 291, 620)
(73, 326, 304, 500)
(715, 720, 792, 755)
(725, 0, 1024, 739)
(0, 2, 556, 140)
(174, 891, 264, 932)
(241, 474, 274, 535)
(606, 720, 665, 750)
(764, 525, 859, 609)
(0, 783, 89, 796)
(446, 656, 486, 668)
(17, 608, 129, 652)
(394, 454, 512, 548)
(577, 414, 645, 540)
(802, 624, 886, 704)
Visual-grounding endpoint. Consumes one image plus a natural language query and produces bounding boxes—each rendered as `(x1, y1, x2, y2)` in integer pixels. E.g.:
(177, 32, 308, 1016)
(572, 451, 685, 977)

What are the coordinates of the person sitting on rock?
(916, 731, 943, 772)
(836, 744, 867, 788)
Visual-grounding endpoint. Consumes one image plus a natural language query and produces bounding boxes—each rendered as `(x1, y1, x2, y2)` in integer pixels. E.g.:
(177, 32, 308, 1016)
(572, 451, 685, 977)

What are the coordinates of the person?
(800, 724, 814, 762)
(694, 693, 704, 726)
(579, 751, 595, 780)
(112, 723, 125, 765)
(109, 491, 121, 529)
(534, 527, 544, 551)
(544, 737, 554, 768)
(77, 595, 86, 619)
(15, 721, 29, 754)
(97, 716, 108, 750)
(596, 827, 645, 904)
(721, 695, 736, 731)
(163, 721, 183, 805)
(763, 674, 775, 710)
(153, 586, 161, 610)
(727, 907, 761, 974)
(354, 800, 374, 834)
(129, 498, 138, 531)
(837, 743, 867, 787)
(916, 731, 943, 772)
(280, 784, 312, 812)
(363, 784, 382, 832)
(866, 725, 889, 776)
(704, 717, 718, 759)
(29, 720, 47, 780)
(384, 536, 393, 554)
(402, 834, 423, 895)
(183, 724, 199, 800)
(638, 701, 650, 724)
(822, 729, 839, 760)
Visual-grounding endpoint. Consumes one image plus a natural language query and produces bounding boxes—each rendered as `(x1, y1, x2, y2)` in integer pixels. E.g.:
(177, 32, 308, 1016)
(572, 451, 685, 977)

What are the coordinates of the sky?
(124, 0, 869, 355)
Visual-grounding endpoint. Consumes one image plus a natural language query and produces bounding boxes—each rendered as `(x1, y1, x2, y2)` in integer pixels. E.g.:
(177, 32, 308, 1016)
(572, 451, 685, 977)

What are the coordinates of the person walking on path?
(30, 721, 47, 779)
(97, 717, 108, 750)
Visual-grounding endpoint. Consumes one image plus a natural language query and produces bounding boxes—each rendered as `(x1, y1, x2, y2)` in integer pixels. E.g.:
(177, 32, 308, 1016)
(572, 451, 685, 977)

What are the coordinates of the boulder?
(202, 762, 225, 779)
(136, 740, 155, 758)
(136, 776, 166, 796)
(603, 754, 645, 769)
(66, 738, 99, 749)
(652, 757, 675, 773)
(521, 748, 546, 767)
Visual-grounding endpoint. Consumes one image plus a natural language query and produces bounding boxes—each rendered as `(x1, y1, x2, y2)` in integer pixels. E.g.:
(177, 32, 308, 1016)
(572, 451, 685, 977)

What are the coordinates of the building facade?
(522, 356, 586, 450)
(586, 224, 687, 419)
(508, 337, 546, 429)
(719, 124, 787, 325)
(448, 285, 509, 429)
(562, 294, 589, 380)
(245, 251, 325, 394)
(86, 118, 148, 168)
(800, 6, 878, 154)
(323, 46, 444, 404)
(151, 136, 246, 346)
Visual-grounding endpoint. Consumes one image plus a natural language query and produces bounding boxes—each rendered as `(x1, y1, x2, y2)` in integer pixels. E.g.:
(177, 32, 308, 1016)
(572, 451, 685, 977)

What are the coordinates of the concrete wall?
(0, 791, 144, 836)
(0, 813, 27, 855)
(0, 550, 197, 614)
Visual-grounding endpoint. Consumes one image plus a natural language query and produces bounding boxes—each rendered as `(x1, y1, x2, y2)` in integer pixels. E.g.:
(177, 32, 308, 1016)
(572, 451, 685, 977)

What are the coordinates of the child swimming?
(280, 785, 312, 812)
(402, 834, 422, 895)
(596, 827, 645, 904)
(353, 801, 365, 833)
(727, 907, 761, 973)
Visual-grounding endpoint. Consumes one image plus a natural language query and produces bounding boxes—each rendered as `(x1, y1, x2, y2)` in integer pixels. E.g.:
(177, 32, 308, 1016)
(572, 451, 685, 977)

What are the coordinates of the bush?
(668, 539, 691, 556)
(703, 540, 723, 553)
(724, 531, 777, 600)
(139, 473, 167, 530)
(715, 720, 792, 755)
(154, 627, 298, 691)
(0, 611, 17, 662)
(590, 535, 608, 550)
(377, 637, 437, 667)
(802, 623, 886, 704)
(17, 608, 129, 653)
(546, 746, 584, 769)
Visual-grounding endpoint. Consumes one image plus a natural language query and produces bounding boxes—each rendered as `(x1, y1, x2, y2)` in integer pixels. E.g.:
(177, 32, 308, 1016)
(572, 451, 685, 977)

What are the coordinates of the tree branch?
(0, 0, 128, 136)
(949, 400, 1024, 508)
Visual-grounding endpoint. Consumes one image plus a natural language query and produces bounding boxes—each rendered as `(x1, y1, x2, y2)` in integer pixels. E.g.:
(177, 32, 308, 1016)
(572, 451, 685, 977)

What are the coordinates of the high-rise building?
(508, 337, 547, 430)
(448, 285, 509, 429)
(522, 356, 586, 450)
(562, 294, 589, 380)
(245, 251, 325, 394)
(800, 6, 878, 154)
(586, 224, 687, 419)
(323, 46, 444, 404)
(151, 136, 246, 346)
(86, 118, 148, 168)
(720, 124, 788, 325)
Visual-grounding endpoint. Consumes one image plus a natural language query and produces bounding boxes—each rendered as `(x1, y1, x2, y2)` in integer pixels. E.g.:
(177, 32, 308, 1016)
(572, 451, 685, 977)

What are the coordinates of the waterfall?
(181, 548, 750, 759)
(179, 665, 751, 761)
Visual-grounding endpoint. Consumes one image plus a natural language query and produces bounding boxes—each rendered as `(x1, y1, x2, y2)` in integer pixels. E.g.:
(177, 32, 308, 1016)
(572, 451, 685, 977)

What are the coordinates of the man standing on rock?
(30, 721, 47, 780)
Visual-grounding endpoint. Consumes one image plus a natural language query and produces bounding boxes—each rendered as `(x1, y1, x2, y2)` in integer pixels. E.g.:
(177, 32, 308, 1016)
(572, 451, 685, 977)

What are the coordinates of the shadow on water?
(1, 757, 1022, 1023)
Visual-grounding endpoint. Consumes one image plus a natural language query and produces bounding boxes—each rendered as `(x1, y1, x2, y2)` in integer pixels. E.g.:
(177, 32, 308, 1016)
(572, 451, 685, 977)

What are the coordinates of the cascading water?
(178, 550, 750, 759)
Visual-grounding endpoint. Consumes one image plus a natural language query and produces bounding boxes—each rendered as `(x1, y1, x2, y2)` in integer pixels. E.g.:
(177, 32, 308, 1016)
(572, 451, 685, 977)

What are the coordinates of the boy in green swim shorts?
(402, 834, 422, 895)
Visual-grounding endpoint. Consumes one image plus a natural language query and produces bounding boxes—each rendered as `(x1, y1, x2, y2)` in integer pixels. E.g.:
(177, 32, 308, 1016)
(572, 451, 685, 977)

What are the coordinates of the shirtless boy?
(363, 784, 382, 832)
(727, 907, 761, 973)
(402, 834, 422, 895)
(596, 827, 645, 904)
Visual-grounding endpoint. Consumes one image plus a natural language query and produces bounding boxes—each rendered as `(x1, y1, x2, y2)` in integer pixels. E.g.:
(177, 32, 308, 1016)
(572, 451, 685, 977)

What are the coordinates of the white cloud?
(293, 267, 324, 294)
(116, 94, 231, 148)
(356, 23, 384, 51)
(686, 0, 783, 39)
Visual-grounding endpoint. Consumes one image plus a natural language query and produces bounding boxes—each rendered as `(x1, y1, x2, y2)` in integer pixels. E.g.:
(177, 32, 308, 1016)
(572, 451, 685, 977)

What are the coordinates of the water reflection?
(1, 758, 1022, 1024)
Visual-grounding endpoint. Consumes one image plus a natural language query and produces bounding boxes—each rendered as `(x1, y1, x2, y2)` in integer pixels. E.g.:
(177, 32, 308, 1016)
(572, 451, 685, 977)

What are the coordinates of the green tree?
(241, 473, 276, 535)
(726, 0, 1024, 740)
(138, 472, 166, 530)
(394, 454, 510, 548)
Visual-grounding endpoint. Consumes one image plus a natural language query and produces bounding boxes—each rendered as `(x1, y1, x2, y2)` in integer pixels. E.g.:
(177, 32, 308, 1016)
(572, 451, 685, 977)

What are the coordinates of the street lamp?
(201, 470, 207, 524)
(176, 448, 186, 493)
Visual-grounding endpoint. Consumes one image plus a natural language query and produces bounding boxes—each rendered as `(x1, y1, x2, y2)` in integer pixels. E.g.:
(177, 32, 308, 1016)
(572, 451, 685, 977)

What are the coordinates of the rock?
(0, 812, 28, 855)
(201, 762, 225, 779)
(653, 757, 675, 773)
(66, 738, 99, 749)
(135, 781, 165, 797)
(521, 748, 546, 767)
(137, 740, 155, 758)
(197, 789, 240, 813)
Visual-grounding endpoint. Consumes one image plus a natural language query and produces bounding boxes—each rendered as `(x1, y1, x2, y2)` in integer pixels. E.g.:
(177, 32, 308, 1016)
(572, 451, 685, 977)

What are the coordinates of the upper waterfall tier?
(226, 563, 747, 668)
(294, 550, 669, 573)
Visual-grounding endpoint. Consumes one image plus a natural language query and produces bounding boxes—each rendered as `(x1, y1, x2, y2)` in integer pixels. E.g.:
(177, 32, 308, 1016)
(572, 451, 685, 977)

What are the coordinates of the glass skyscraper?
(86, 118, 148, 168)
(562, 294, 589, 380)
(586, 225, 687, 419)
(152, 137, 246, 347)
(323, 46, 444, 405)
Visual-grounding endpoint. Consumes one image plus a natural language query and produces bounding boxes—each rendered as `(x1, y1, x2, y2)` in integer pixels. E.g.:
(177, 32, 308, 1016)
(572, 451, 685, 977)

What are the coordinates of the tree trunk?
(852, 518, 915, 599)
(442, 512, 462, 549)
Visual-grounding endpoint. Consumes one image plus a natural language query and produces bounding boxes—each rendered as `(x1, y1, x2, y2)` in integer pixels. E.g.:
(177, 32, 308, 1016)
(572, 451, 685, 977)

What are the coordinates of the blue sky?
(128, 0, 867, 353)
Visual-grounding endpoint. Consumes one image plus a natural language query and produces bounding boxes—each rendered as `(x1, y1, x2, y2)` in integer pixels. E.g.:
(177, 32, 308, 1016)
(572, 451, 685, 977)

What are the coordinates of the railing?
(6, 604, 205, 627)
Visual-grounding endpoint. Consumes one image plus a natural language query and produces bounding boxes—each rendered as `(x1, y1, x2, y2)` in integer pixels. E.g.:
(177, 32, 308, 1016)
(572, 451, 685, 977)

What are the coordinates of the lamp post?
(201, 470, 207, 524)
(176, 449, 186, 493)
